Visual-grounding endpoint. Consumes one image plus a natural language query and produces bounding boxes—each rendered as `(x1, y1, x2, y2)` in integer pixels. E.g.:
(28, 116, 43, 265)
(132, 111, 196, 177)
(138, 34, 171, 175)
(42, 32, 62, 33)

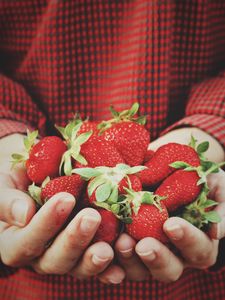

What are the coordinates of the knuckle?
(193, 250, 213, 265)
(190, 247, 218, 269)
(79, 234, 93, 248)
(64, 231, 78, 248)
(83, 265, 97, 277)
(65, 229, 89, 249)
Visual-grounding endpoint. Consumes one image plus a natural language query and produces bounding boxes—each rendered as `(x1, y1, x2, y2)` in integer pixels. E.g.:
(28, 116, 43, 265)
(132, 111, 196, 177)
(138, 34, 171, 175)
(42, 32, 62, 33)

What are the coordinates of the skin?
(0, 127, 224, 284)
(0, 133, 125, 284)
(114, 127, 225, 282)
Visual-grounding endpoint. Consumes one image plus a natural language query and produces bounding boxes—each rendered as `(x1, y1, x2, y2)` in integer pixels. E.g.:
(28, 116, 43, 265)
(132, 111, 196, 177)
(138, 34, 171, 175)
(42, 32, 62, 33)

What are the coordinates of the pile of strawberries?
(12, 103, 222, 245)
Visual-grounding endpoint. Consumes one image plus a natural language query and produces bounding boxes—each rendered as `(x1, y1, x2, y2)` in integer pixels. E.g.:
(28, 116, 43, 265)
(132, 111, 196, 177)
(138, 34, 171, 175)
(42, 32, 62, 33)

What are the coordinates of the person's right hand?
(0, 133, 125, 284)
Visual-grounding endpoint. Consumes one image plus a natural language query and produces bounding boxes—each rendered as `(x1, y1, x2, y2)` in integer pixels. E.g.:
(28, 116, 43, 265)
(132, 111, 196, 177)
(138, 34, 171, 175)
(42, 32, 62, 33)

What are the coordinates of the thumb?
(0, 188, 36, 227)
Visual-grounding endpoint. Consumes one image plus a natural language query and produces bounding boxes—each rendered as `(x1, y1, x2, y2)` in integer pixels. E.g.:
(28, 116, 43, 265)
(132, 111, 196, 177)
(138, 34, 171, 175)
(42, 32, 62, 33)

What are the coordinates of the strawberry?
(12, 131, 67, 184)
(179, 188, 221, 231)
(73, 164, 145, 208)
(155, 169, 202, 212)
(118, 174, 142, 194)
(143, 149, 155, 164)
(56, 121, 93, 175)
(64, 113, 99, 136)
(28, 174, 84, 205)
(98, 103, 150, 166)
(78, 120, 99, 135)
(123, 190, 169, 243)
(80, 135, 125, 168)
(93, 208, 120, 244)
(87, 173, 142, 205)
(139, 142, 200, 187)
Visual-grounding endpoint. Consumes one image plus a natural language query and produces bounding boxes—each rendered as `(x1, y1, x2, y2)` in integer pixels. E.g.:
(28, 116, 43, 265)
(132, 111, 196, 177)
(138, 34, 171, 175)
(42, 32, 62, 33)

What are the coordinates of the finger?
(11, 165, 31, 191)
(98, 265, 126, 285)
(0, 164, 30, 191)
(207, 169, 225, 202)
(0, 188, 36, 226)
(207, 170, 225, 239)
(0, 173, 16, 189)
(208, 202, 225, 239)
(71, 241, 114, 279)
(0, 192, 75, 267)
(135, 237, 184, 283)
(32, 207, 102, 274)
(114, 233, 149, 281)
(163, 217, 218, 269)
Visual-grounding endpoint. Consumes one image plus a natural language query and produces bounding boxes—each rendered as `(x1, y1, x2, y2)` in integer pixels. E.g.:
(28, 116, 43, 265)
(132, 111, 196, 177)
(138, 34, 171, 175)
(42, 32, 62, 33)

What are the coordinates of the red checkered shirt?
(0, 1, 225, 299)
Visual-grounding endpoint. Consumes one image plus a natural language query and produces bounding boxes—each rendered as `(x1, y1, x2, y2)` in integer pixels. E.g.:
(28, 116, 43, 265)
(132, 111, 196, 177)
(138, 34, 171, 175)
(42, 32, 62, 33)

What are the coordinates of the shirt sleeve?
(164, 71, 225, 148)
(0, 73, 46, 138)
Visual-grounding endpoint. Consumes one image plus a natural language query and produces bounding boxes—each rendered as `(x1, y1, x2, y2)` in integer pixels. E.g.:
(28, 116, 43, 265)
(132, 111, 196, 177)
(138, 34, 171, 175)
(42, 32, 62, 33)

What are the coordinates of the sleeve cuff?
(162, 114, 225, 149)
(0, 119, 33, 139)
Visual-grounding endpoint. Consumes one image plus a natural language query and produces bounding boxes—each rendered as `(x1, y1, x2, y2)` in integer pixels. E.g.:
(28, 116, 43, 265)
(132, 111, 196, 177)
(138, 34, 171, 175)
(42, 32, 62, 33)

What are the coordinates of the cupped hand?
(115, 169, 225, 282)
(0, 134, 126, 284)
(114, 128, 225, 283)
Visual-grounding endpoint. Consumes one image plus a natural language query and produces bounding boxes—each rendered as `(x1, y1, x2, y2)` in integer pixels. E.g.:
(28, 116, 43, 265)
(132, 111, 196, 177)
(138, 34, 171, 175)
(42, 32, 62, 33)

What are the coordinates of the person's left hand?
(111, 169, 225, 283)
(110, 128, 225, 283)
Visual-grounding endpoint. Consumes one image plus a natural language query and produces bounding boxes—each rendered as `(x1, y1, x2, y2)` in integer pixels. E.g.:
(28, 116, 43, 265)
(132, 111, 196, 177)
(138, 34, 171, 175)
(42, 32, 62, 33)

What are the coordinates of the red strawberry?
(155, 169, 202, 212)
(124, 191, 169, 243)
(98, 103, 150, 166)
(11, 129, 68, 185)
(26, 136, 67, 184)
(143, 149, 155, 163)
(80, 135, 125, 167)
(179, 190, 221, 231)
(93, 208, 120, 244)
(139, 143, 200, 187)
(87, 173, 142, 205)
(102, 121, 150, 166)
(55, 121, 93, 175)
(118, 174, 142, 194)
(29, 175, 85, 205)
(73, 164, 145, 206)
(12, 131, 67, 184)
(78, 120, 99, 135)
(41, 175, 84, 202)
(67, 113, 99, 136)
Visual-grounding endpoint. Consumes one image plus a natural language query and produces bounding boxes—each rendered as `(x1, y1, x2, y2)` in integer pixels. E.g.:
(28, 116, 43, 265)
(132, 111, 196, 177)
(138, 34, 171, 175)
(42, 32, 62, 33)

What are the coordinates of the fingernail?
(92, 254, 110, 266)
(137, 250, 156, 261)
(11, 199, 28, 226)
(80, 215, 100, 233)
(166, 224, 184, 240)
(119, 248, 133, 258)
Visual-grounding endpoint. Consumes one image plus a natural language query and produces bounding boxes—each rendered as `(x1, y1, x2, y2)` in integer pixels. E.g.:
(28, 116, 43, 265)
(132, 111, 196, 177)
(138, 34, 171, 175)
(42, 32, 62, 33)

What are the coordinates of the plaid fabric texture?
(0, 0, 225, 299)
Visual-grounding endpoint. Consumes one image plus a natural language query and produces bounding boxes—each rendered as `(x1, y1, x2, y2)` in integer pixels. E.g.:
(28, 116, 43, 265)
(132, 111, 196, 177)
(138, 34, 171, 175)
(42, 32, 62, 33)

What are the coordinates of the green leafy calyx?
(97, 102, 147, 133)
(56, 121, 92, 176)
